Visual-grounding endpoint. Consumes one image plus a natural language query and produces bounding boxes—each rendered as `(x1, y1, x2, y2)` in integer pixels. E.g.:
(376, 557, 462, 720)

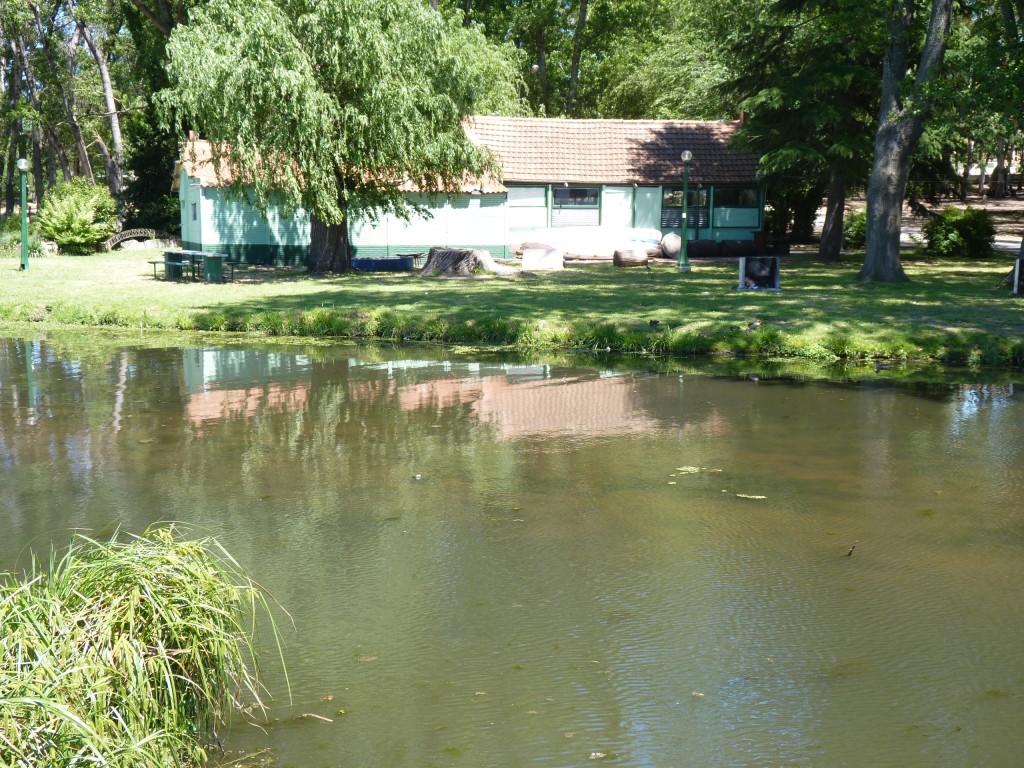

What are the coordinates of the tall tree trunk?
(1000, 0, 1020, 41)
(76, 17, 124, 197)
(861, 0, 953, 283)
(3, 57, 19, 213)
(992, 141, 1007, 197)
(31, 124, 44, 206)
(46, 130, 58, 188)
(309, 216, 351, 273)
(33, 9, 93, 183)
(6, 48, 26, 213)
(819, 170, 846, 261)
(534, 27, 548, 114)
(47, 127, 71, 182)
(566, 0, 589, 115)
(4, 136, 16, 216)
(960, 138, 973, 201)
(13, 32, 54, 205)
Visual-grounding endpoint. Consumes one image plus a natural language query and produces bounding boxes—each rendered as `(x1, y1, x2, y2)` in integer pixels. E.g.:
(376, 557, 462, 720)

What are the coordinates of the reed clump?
(0, 527, 282, 767)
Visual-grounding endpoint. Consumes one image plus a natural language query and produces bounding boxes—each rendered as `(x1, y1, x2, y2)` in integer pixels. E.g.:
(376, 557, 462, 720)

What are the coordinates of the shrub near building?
(35, 179, 117, 254)
(922, 207, 996, 259)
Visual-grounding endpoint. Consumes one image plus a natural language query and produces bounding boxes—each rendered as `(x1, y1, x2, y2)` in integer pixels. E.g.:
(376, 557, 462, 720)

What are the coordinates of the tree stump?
(613, 247, 649, 267)
(419, 247, 516, 277)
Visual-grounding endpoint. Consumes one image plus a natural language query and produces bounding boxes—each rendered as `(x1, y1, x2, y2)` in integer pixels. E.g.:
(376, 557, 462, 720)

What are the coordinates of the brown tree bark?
(3, 58, 20, 213)
(122, 0, 178, 37)
(534, 27, 548, 113)
(309, 216, 351, 273)
(4, 136, 17, 216)
(32, 8, 93, 183)
(566, 0, 589, 115)
(861, 0, 953, 282)
(819, 170, 846, 261)
(30, 124, 44, 206)
(76, 16, 124, 197)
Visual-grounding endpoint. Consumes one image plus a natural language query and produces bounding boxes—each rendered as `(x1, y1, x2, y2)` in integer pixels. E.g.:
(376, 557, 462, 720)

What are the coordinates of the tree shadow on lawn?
(191, 261, 1022, 337)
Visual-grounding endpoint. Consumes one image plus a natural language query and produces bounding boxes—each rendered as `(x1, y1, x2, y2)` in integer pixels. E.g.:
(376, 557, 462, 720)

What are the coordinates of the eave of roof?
(173, 136, 506, 194)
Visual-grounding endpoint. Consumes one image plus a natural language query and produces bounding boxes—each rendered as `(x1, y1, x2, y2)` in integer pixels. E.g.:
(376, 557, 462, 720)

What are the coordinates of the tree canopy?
(161, 0, 524, 271)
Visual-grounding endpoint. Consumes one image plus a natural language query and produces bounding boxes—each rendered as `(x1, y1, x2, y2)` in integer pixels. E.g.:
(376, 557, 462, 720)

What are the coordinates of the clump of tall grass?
(0, 527, 284, 767)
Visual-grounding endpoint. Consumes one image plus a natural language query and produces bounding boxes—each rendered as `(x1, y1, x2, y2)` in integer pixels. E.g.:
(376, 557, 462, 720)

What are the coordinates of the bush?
(34, 179, 117, 254)
(843, 209, 868, 249)
(0, 215, 44, 260)
(922, 207, 995, 259)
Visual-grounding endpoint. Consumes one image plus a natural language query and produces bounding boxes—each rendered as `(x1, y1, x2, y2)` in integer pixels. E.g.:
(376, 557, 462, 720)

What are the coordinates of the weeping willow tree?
(0, 528, 284, 767)
(161, 0, 524, 273)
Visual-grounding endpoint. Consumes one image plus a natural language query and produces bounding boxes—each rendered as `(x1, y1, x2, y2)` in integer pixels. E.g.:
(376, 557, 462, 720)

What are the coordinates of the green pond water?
(1, 337, 1023, 768)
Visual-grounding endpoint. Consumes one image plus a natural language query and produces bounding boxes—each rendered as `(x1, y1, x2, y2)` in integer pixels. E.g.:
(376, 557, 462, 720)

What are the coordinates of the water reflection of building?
(398, 375, 662, 439)
(183, 349, 312, 431)
(349, 360, 665, 439)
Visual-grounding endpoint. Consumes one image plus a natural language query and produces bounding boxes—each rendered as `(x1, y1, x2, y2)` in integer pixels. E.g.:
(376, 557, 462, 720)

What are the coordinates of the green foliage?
(922, 207, 995, 259)
(726, 1, 880, 241)
(843, 209, 868, 249)
(34, 180, 118, 255)
(161, 0, 523, 231)
(0, 528, 282, 767)
(122, 104, 181, 233)
(0, 216, 43, 259)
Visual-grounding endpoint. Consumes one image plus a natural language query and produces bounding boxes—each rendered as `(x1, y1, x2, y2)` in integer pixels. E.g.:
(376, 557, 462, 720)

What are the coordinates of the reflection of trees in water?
(4, 341, 1023, 559)
(0, 341, 192, 552)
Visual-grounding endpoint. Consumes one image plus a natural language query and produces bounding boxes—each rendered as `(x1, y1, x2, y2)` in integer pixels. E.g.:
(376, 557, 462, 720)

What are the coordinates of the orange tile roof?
(172, 136, 234, 190)
(466, 116, 758, 186)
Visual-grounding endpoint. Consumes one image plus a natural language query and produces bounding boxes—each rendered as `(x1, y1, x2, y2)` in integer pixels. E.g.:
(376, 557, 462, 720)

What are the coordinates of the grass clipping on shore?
(0, 527, 284, 767)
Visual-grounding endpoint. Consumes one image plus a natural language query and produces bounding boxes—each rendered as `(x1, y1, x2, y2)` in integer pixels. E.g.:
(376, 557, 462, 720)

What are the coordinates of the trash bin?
(738, 256, 781, 291)
(203, 254, 225, 284)
(164, 251, 183, 280)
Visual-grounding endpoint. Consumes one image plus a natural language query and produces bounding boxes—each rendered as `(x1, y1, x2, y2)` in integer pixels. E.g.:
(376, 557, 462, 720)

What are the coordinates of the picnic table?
(149, 250, 234, 283)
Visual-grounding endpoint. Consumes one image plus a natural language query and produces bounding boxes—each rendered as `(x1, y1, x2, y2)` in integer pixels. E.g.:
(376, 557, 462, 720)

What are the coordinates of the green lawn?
(2, 248, 1022, 368)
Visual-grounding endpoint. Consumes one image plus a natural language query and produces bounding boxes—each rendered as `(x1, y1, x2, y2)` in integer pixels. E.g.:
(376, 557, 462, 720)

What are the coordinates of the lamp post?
(677, 150, 692, 272)
(17, 158, 29, 272)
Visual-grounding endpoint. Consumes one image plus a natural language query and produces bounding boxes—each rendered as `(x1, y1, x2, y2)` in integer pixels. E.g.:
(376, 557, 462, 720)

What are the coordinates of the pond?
(1, 336, 1023, 768)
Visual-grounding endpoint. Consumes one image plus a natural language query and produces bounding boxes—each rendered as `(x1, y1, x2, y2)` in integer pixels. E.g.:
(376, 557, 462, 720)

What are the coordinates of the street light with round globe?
(677, 151, 693, 272)
(17, 158, 29, 271)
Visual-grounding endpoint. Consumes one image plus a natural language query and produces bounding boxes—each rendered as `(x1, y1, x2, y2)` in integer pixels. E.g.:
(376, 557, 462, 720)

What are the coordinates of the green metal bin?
(203, 254, 225, 284)
(164, 251, 183, 280)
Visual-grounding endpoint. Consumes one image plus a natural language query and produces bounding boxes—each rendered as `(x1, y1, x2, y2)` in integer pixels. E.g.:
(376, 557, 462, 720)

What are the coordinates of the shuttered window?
(552, 186, 600, 227)
(661, 187, 708, 229)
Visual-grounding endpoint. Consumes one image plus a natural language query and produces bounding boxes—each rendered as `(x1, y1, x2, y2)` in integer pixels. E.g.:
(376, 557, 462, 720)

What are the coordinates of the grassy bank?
(2, 248, 1023, 368)
(0, 528, 279, 767)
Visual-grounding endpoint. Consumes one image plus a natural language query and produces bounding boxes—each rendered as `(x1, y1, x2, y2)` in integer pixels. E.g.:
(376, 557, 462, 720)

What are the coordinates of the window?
(714, 188, 760, 208)
(661, 187, 709, 229)
(191, 202, 197, 221)
(508, 186, 546, 207)
(553, 186, 600, 208)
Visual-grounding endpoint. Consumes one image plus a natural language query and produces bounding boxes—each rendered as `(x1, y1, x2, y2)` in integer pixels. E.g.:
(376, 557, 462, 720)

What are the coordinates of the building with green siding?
(174, 118, 762, 265)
